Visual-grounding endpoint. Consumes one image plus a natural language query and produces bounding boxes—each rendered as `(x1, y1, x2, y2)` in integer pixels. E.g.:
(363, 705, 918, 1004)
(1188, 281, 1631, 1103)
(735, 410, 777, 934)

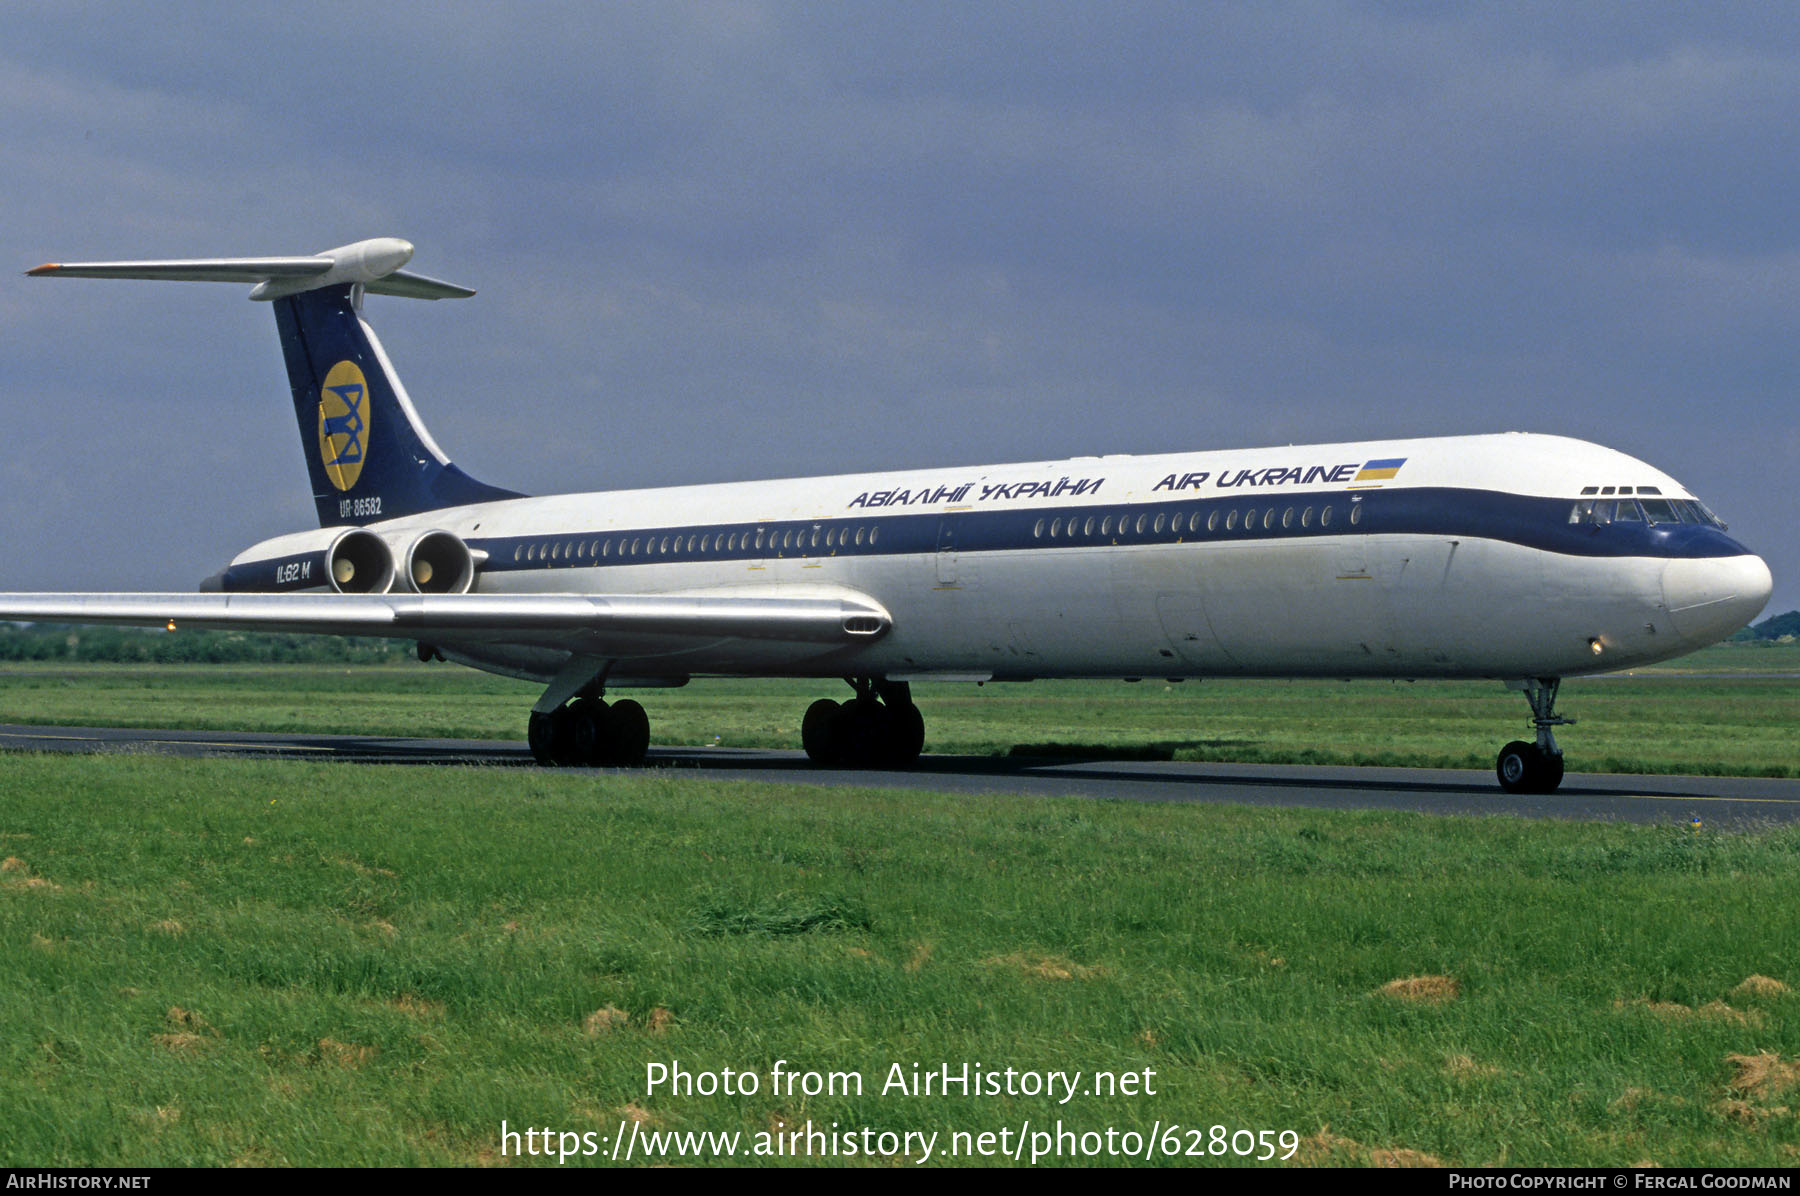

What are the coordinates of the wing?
(0, 590, 890, 660)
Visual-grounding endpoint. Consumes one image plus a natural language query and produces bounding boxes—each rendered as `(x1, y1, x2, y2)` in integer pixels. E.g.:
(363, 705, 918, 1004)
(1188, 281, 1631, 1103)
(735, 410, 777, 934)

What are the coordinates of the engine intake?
(327, 529, 395, 594)
(404, 530, 476, 594)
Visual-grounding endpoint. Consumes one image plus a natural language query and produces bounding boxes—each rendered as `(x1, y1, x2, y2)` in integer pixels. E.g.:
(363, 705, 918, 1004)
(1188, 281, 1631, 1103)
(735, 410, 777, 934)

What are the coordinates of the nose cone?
(1662, 554, 1774, 644)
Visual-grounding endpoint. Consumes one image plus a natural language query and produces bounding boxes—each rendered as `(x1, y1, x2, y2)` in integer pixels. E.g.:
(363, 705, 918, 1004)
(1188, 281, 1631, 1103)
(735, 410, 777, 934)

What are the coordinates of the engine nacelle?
(326, 528, 395, 594)
(402, 530, 476, 594)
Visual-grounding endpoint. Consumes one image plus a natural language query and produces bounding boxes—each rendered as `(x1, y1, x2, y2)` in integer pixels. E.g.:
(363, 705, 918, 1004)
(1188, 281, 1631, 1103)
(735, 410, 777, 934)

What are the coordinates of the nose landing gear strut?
(1496, 677, 1569, 794)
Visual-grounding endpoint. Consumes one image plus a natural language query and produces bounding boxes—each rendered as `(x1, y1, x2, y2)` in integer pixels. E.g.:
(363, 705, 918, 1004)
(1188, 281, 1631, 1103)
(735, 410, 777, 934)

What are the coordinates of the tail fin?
(28, 238, 523, 526)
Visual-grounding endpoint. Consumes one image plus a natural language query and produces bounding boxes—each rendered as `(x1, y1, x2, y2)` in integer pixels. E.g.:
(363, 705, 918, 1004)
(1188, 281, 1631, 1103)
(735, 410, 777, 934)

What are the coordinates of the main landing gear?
(528, 695, 650, 767)
(1496, 677, 1569, 794)
(802, 679, 925, 769)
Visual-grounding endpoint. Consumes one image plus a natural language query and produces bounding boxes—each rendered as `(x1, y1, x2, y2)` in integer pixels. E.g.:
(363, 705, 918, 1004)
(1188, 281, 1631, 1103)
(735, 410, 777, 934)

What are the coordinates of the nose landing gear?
(1496, 677, 1569, 793)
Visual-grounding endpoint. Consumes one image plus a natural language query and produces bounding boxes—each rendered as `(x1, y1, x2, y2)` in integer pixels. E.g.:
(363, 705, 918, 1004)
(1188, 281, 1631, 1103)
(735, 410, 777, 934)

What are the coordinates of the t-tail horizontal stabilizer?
(28, 238, 520, 525)
(26, 237, 474, 301)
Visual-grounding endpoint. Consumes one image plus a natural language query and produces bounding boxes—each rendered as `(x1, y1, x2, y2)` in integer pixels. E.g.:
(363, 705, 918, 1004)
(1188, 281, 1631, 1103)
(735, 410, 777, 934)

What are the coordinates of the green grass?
(1, 642, 1796, 777)
(3, 753, 1798, 1167)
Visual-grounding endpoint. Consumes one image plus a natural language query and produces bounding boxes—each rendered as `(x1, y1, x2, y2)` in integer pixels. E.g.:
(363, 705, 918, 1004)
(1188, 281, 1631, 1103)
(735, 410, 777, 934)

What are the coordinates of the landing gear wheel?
(569, 697, 609, 766)
(802, 699, 842, 764)
(1496, 741, 1537, 793)
(548, 705, 587, 766)
(803, 684, 926, 769)
(527, 711, 555, 766)
(1537, 751, 1565, 793)
(603, 699, 650, 767)
(882, 701, 926, 768)
(1494, 677, 1572, 794)
(1496, 741, 1563, 794)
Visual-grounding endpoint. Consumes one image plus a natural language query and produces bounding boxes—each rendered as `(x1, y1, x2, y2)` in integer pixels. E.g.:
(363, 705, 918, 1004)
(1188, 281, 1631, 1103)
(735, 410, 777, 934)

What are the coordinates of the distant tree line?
(0, 623, 413, 664)
(1728, 610, 1800, 643)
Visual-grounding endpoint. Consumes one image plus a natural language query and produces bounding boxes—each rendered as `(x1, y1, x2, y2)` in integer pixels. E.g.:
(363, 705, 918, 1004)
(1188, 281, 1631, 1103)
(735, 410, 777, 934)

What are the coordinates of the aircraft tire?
(882, 702, 926, 769)
(834, 698, 887, 768)
(1536, 750, 1565, 793)
(570, 697, 609, 766)
(802, 699, 842, 764)
(527, 711, 556, 766)
(606, 699, 650, 767)
(548, 705, 589, 766)
(1496, 740, 1562, 794)
(1496, 741, 1538, 792)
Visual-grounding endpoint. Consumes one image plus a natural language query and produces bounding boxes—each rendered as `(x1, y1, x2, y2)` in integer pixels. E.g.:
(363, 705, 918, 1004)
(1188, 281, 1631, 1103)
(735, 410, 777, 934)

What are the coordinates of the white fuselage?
(230, 431, 1773, 687)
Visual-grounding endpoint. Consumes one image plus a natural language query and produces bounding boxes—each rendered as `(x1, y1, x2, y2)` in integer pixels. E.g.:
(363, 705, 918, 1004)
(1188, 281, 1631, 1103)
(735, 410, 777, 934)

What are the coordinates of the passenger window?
(1101, 515, 1113, 536)
(854, 527, 865, 546)
(869, 526, 880, 545)
(1321, 506, 1333, 527)
(1152, 513, 1165, 534)
(1051, 517, 1062, 537)
(1135, 513, 1148, 535)
(1267, 509, 1279, 530)
(1350, 504, 1364, 526)
(1207, 510, 1220, 532)
(1225, 510, 1239, 531)
(1244, 508, 1257, 529)
(1300, 506, 1313, 528)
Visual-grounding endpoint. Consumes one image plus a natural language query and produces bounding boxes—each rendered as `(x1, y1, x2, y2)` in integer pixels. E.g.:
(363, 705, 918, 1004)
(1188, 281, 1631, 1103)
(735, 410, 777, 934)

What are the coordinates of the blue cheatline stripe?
(224, 487, 1752, 593)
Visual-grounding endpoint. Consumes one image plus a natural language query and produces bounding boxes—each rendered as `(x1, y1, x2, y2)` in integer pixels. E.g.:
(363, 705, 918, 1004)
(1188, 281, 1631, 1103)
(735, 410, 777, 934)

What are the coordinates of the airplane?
(4, 238, 1774, 793)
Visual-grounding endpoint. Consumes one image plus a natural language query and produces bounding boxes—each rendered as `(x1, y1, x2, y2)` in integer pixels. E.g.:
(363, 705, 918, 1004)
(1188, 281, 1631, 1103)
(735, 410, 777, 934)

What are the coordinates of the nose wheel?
(1496, 677, 1569, 793)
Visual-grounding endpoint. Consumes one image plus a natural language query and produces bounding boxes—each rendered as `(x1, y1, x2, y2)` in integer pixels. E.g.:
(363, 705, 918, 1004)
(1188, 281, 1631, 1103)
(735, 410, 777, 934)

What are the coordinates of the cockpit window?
(1569, 494, 1729, 529)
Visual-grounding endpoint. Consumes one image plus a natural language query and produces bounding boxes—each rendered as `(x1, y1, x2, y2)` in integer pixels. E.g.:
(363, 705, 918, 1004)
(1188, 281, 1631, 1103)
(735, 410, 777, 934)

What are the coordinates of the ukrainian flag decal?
(1353, 457, 1406, 483)
(317, 360, 370, 491)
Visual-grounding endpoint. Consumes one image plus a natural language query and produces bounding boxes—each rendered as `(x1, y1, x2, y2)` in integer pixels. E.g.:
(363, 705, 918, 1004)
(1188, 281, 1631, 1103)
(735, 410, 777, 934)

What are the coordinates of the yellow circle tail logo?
(317, 360, 371, 492)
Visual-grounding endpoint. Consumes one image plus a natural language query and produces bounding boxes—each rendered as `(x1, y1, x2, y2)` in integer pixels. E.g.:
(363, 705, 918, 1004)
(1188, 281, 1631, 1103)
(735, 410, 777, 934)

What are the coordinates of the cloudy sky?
(3, 2, 1795, 618)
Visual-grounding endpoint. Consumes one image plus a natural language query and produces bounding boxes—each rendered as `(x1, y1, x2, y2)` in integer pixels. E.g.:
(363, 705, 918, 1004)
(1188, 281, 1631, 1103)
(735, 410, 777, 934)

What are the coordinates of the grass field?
(3, 644, 1797, 1167)
(3, 753, 1798, 1167)
(1, 641, 1795, 778)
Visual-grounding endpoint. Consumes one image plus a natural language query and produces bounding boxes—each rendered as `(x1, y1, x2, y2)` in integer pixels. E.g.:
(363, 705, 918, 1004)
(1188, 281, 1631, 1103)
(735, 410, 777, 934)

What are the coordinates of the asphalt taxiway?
(4, 722, 1796, 829)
